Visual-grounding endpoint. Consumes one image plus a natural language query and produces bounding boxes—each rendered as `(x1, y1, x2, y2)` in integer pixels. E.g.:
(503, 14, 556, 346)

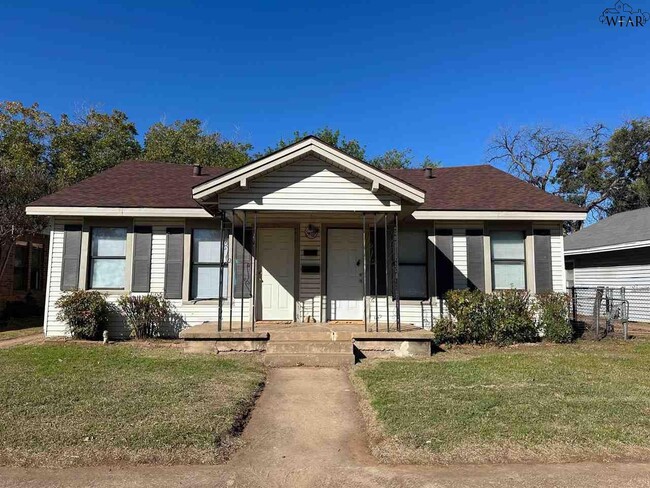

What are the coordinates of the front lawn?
(354, 341, 650, 464)
(0, 343, 265, 467)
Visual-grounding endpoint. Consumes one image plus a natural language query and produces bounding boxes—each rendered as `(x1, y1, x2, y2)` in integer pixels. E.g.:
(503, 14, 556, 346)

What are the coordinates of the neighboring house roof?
(27, 140, 584, 216)
(565, 207, 650, 255)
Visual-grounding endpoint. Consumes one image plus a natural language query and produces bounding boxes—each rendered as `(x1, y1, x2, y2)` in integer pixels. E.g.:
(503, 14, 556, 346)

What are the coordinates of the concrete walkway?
(0, 333, 43, 349)
(2, 368, 650, 487)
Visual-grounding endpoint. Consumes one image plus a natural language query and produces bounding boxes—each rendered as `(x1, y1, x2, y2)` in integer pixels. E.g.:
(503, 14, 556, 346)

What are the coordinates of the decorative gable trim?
(192, 137, 426, 204)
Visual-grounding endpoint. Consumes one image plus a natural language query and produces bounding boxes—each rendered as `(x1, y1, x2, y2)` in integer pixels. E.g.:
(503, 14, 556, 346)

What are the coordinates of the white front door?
(258, 228, 295, 320)
(327, 229, 364, 320)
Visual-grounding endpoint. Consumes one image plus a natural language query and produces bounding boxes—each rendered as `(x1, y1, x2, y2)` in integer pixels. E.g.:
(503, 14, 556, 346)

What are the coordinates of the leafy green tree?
(143, 119, 251, 168)
(369, 148, 441, 169)
(259, 127, 367, 161)
(605, 118, 650, 214)
(0, 164, 53, 283)
(51, 108, 141, 186)
(0, 101, 54, 170)
(421, 156, 442, 169)
(263, 127, 439, 169)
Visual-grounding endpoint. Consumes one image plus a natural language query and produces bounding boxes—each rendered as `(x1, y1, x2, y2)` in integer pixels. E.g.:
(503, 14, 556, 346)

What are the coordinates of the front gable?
(218, 154, 401, 211)
(192, 137, 425, 212)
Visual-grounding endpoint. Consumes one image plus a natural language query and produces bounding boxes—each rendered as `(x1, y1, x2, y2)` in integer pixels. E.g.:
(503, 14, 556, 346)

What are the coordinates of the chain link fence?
(569, 286, 650, 339)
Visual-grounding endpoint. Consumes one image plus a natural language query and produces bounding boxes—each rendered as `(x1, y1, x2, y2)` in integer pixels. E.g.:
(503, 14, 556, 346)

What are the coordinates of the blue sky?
(2, 0, 649, 166)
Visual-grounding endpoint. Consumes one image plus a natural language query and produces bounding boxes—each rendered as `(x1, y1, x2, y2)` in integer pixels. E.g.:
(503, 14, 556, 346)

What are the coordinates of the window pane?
(92, 228, 127, 257)
(192, 265, 227, 299)
(399, 264, 427, 298)
(192, 229, 225, 263)
(491, 231, 525, 260)
(399, 231, 426, 263)
(493, 262, 525, 289)
(91, 259, 126, 288)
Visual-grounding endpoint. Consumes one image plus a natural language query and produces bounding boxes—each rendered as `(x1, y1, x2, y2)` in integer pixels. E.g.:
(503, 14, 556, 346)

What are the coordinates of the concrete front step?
(266, 340, 352, 355)
(264, 352, 355, 368)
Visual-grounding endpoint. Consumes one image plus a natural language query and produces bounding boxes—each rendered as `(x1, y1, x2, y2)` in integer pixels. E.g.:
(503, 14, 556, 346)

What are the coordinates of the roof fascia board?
(192, 138, 425, 204)
(412, 210, 587, 221)
(312, 141, 425, 203)
(26, 206, 212, 218)
(564, 238, 650, 256)
(192, 139, 314, 198)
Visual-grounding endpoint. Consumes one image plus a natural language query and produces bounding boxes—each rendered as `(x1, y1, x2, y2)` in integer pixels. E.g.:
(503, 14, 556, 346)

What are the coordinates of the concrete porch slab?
(180, 321, 434, 359)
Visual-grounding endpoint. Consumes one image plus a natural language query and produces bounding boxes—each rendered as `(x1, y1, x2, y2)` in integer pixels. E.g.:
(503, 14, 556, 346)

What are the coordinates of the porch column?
(373, 213, 379, 332)
(362, 213, 368, 332)
(229, 210, 235, 332)
(394, 213, 401, 331)
(251, 212, 257, 332)
(384, 213, 390, 332)
(217, 211, 226, 332)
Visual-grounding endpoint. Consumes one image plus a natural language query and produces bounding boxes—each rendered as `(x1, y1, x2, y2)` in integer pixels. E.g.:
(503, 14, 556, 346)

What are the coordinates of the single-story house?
(565, 207, 650, 322)
(26, 136, 585, 338)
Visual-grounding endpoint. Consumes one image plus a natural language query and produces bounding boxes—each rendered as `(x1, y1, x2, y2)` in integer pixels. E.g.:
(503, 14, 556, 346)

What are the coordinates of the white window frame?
(88, 227, 128, 290)
(490, 230, 527, 290)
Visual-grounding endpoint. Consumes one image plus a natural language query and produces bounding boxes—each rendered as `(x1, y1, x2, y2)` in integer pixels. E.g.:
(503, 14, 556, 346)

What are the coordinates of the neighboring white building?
(26, 136, 585, 337)
(565, 207, 650, 322)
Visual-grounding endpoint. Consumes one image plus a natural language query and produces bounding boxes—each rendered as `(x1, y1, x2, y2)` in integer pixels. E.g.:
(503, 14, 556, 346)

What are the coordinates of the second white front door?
(258, 228, 295, 320)
(327, 229, 364, 320)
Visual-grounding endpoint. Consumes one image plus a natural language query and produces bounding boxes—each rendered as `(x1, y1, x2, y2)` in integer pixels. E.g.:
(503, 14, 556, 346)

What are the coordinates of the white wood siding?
(44, 218, 250, 337)
(367, 297, 442, 330)
(453, 229, 468, 289)
(219, 156, 401, 211)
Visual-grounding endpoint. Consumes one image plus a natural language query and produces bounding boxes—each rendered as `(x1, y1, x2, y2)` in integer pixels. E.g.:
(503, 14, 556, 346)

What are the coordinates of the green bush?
(435, 289, 540, 346)
(117, 294, 173, 339)
(491, 290, 537, 345)
(56, 290, 111, 340)
(537, 292, 573, 343)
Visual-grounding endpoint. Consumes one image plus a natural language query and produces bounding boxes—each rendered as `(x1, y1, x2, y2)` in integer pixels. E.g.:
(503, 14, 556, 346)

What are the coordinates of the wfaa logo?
(600, 1, 650, 27)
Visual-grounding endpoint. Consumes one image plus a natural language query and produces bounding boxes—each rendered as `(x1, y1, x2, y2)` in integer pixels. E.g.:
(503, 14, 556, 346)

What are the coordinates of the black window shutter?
(434, 229, 454, 298)
(534, 229, 553, 292)
(60, 224, 82, 291)
(466, 230, 485, 292)
(165, 228, 184, 299)
(132, 226, 152, 293)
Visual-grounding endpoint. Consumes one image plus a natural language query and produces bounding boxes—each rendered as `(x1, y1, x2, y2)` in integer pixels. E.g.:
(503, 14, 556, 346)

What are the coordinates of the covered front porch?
(192, 210, 414, 334)
(188, 137, 429, 336)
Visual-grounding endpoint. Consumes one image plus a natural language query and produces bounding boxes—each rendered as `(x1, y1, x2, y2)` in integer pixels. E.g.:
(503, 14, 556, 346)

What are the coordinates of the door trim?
(326, 227, 364, 321)
(256, 227, 296, 321)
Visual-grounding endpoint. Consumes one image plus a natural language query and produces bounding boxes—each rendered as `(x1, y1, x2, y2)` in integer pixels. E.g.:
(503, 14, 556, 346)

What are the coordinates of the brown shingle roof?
(29, 160, 582, 213)
(385, 165, 582, 212)
(31, 161, 227, 209)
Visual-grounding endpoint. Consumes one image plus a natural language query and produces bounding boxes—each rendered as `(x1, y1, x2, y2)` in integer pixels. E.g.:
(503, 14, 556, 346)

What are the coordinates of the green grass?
(0, 343, 265, 467)
(354, 341, 650, 464)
